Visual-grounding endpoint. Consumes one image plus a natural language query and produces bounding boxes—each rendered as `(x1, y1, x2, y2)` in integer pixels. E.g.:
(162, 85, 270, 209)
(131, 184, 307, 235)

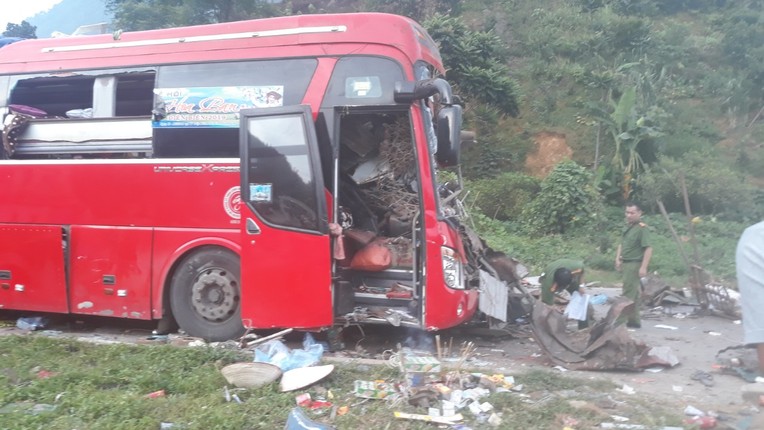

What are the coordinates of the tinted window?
(245, 114, 319, 231)
(323, 57, 405, 107)
(154, 59, 318, 158)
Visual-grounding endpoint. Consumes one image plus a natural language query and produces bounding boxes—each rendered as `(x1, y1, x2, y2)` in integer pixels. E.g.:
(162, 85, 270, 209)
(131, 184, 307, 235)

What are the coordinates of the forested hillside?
(27, 0, 764, 280)
(456, 0, 763, 217)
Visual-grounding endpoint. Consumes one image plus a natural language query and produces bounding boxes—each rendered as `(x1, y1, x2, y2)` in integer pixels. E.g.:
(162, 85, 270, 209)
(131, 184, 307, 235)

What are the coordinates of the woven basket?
(221, 362, 282, 389)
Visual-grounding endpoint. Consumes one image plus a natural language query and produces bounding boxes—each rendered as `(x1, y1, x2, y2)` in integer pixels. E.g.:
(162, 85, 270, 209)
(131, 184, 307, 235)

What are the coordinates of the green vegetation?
(0, 335, 683, 430)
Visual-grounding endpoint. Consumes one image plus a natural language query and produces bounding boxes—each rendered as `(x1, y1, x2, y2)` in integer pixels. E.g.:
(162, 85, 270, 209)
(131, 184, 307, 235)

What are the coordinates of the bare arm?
(615, 244, 622, 271)
(639, 246, 653, 277)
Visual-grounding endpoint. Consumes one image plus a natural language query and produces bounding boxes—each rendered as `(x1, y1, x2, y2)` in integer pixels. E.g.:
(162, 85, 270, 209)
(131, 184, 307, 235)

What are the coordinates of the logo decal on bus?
(223, 186, 241, 221)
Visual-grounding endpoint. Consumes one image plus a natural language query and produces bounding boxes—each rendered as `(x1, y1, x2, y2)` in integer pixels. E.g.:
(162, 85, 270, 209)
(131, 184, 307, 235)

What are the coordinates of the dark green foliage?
(466, 173, 540, 221)
(461, 126, 532, 179)
(593, 15, 652, 54)
(577, 0, 734, 16)
(717, 8, 764, 107)
(106, 0, 278, 30)
(521, 160, 602, 234)
(361, 0, 461, 21)
(424, 14, 521, 116)
(636, 152, 761, 221)
(3, 21, 37, 39)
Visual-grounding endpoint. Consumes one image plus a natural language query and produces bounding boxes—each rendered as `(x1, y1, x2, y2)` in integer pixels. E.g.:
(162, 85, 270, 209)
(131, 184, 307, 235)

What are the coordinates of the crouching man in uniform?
(540, 258, 589, 329)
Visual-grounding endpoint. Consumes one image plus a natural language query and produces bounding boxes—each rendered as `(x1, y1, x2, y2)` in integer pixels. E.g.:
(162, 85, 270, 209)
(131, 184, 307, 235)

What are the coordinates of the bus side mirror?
(394, 81, 429, 103)
(394, 79, 454, 104)
(436, 104, 462, 167)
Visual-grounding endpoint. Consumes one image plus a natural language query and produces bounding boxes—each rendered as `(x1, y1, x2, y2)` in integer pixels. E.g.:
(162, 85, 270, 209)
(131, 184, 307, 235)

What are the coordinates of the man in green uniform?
(540, 258, 588, 329)
(615, 201, 652, 329)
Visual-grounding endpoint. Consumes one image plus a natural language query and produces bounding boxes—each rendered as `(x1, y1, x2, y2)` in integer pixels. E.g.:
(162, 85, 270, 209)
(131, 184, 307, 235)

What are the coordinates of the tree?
(424, 14, 520, 117)
(106, 0, 277, 30)
(591, 85, 664, 200)
(718, 8, 764, 124)
(3, 21, 37, 39)
(362, 0, 460, 22)
(637, 151, 761, 220)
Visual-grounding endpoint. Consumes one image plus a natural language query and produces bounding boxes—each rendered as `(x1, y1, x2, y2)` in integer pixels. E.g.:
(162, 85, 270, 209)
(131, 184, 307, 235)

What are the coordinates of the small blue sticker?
(250, 183, 272, 202)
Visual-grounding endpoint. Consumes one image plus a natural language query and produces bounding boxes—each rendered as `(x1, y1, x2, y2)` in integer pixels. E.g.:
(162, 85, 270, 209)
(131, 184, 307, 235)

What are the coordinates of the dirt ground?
(0, 284, 759, 428)
(486, 286, 751, 415)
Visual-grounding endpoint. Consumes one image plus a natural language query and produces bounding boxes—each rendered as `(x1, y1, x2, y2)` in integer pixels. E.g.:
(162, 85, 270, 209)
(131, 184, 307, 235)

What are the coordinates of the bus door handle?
(246, 218, 261, 235)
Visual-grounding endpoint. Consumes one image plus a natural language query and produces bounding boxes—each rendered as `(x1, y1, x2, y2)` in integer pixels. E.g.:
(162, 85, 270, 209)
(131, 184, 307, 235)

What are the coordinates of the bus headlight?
(441, 247, 464, 289)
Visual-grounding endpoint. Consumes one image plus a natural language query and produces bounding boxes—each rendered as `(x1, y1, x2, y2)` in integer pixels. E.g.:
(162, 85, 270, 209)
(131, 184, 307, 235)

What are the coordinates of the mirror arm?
(394, 78, 455, 104)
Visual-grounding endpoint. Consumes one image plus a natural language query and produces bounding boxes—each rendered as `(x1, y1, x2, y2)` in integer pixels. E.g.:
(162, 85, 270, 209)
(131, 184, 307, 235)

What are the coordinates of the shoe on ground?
(626, 322, 641, 329)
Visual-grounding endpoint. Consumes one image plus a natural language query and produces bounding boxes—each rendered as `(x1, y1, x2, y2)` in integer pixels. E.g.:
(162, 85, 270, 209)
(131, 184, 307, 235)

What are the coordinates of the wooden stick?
(435, 334, 442, 360)
(456, 341, 474, 370)
(678, 175, 709, 310)
(656, 200, 691, 269)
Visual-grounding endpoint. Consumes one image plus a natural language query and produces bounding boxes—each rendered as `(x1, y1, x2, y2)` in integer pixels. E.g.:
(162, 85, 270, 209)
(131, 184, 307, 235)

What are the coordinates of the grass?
(0, 335, 685, 430)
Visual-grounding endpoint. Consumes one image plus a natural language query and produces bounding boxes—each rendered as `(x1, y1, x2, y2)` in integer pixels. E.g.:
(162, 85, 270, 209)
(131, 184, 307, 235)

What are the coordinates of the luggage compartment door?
(0, 224, 68, 313)
(68, 226, 153, 319)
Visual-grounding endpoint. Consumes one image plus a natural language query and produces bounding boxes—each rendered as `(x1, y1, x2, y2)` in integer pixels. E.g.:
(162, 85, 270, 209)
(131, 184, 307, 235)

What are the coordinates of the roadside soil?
(0, 285, 758, 428)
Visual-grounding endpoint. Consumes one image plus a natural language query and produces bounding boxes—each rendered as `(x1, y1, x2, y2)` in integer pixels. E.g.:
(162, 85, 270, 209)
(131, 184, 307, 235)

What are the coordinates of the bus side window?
(8, 71, 155, 119)
(115, 72, 155, 116)
(3, 71, 156, 159)
(9, 75, 95, 118)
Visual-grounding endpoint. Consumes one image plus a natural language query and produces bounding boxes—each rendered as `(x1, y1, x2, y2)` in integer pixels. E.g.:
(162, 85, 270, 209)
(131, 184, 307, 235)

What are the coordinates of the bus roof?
(0, 13, 443, 75)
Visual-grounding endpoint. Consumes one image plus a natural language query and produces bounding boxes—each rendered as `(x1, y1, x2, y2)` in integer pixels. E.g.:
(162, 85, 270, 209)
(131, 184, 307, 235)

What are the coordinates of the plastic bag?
(564, 291, 590, 321)
(65, 108, 93, 119)
(16, 316, 49, 331)
(254, 333, 324, 371)
(590, 294, 608, 305)
(284, 407, 335, 430)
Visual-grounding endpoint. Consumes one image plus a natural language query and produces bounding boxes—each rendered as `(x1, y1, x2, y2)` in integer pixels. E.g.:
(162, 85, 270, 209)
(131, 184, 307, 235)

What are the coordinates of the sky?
(2, 0, 63, 31)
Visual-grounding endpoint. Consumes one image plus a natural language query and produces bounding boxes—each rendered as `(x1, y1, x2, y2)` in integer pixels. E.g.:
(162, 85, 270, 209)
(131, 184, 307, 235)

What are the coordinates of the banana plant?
(593, 85, 664, 199)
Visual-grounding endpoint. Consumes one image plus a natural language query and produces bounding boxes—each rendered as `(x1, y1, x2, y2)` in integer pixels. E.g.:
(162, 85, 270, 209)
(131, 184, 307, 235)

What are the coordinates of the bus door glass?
(239, 105, 331, 328)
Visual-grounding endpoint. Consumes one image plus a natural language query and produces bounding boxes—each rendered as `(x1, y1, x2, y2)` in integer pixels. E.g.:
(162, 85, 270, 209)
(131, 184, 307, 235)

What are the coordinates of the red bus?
(0, 13, 522, 341)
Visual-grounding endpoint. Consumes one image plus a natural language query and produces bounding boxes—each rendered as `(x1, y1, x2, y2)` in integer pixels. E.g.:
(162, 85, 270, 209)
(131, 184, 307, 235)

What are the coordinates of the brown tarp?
(530, 298, 665, 371)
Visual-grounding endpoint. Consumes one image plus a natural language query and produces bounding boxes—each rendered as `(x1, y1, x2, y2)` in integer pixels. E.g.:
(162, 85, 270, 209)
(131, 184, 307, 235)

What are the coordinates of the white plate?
(279, 364, 335, 392)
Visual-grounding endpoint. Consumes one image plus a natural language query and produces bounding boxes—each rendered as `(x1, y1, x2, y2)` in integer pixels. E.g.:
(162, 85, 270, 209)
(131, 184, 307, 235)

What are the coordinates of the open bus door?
(238, 106, 333, 329)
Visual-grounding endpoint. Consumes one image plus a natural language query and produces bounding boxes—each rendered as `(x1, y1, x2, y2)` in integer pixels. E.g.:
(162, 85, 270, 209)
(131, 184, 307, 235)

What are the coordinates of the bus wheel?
(170, 247, 245, 342)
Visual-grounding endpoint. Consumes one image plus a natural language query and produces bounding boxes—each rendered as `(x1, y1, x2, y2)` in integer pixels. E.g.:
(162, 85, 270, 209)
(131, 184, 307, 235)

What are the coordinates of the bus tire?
(170, 247, 245, 342)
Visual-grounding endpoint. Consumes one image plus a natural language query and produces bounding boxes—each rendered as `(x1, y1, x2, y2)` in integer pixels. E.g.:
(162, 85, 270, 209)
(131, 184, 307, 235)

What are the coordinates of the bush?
(465, 173, 540, 221)
(521, 160, 602, 234)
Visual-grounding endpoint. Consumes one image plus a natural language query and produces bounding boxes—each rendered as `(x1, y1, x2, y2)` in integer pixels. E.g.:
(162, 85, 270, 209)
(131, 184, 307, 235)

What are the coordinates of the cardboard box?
(402, 356, 441, 373)
(354, 380, 397, 399)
